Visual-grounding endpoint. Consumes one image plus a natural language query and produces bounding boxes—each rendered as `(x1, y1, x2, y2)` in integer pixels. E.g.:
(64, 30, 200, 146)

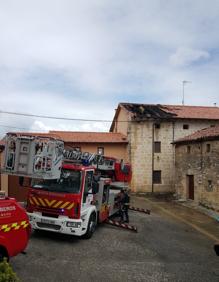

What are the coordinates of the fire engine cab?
(0, 192, 31, 260)
(1, 133, 131, 239)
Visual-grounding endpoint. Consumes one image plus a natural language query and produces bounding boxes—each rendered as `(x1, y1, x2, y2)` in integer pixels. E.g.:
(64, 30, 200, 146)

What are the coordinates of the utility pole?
(182, 80, 192, 105)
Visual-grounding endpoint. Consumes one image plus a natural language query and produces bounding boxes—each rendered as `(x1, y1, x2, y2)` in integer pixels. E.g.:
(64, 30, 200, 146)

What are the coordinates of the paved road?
(11, 197, 219, 282)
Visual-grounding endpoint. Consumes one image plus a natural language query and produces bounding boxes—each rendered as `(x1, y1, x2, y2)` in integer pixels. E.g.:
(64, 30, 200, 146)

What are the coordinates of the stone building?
(174, 125, 219, 212)
(110, 103, 219, 193)
(0, 131, 128, 201)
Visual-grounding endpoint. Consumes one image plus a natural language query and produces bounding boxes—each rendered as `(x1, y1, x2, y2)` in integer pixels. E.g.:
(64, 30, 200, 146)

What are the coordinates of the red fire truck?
(0, 193, 31, 260)
(2, 133, 131, 239)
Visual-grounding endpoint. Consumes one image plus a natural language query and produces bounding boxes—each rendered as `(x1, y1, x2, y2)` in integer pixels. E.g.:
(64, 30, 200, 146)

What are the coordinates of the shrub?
(0, 258, 19, 282)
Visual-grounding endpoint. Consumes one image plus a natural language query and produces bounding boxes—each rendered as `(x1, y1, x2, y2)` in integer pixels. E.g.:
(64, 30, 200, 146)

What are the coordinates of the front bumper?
(27, 212, 87, 236)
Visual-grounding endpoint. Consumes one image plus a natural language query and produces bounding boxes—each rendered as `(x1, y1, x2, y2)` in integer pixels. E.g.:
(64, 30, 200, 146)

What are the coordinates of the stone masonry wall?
(175, 141, 219, 211)
(129, 121, 153, 192)
(129, 119, 219, 193)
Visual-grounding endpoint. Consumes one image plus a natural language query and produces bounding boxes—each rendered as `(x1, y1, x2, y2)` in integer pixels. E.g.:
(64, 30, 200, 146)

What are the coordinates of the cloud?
(1, 0, 219, 138)
(30, 121, 52, 132)
(30, 120, 109, 133)
(170, 47, 210, 67)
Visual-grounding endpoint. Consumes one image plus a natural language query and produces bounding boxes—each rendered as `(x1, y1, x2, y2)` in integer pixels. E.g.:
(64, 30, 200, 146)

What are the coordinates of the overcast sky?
(0, 0, 219, 136)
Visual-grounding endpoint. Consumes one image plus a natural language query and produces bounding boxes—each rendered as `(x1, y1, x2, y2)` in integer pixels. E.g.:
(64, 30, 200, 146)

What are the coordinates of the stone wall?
(113, 107, 130, 135)
(128, 119, 219, 193)
(175, 141, 219, 211)
(129, 121, 153, 192)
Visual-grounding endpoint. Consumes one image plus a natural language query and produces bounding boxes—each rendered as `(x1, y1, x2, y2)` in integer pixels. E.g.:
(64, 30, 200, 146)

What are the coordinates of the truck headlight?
(66, 222, 81, 228)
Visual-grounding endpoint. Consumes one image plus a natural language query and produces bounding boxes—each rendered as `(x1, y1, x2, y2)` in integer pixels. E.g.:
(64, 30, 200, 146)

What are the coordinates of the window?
(187, 146, 191, 154)
(206, 144, 211, 153)
(97, 147, 104, 155)
(183, 124, 189, 129)
(153, 170, 161, 184)
(31, 170, 82, 194)
(102, 185, 109, 203)
(154, 142, 161, 153)
(154, 123, 160, 129)
(83, 171, 93, 203)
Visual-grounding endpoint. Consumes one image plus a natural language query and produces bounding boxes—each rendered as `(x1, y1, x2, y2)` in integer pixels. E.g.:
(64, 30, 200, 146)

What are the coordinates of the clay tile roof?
(49, 131, 128, 143)
(174, 125, 219, 144)
(6, 132, 60, 139)
(4, 131, 128, 143)
(120, 103, 219, 120)
(160, 105, 219, 119)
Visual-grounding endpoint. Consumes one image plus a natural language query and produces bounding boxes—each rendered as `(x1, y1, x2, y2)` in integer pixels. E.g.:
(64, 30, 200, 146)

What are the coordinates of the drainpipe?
(152, 122, 154, 193)
(172, 121, 175, 191)
(200, 141, 203, 170)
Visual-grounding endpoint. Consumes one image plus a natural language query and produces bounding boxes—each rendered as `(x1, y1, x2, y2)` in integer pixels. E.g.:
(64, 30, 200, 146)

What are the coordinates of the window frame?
(206, 143, 211, 153)
(83, 170, 94, 203)
(183, 124, 189, 130)
(97, 147, 104, 155)
(154, 123, 160, 129)
(154, 141, 161, 153)
(153, 170, 162, 184)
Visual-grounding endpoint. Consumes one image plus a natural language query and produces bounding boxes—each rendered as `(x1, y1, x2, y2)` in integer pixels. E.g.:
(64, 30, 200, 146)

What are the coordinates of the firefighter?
(117, 189, 130, 223)
(115, 189, 124, 220)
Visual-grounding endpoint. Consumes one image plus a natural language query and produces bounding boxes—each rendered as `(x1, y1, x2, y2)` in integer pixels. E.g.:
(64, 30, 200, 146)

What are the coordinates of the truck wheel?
(83, 212, 96, 239)
(0, 247, 8, 262)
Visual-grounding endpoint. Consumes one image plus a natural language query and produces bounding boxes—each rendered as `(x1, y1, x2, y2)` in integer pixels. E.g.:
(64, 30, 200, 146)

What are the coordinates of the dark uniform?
(118, 189, 130, 223)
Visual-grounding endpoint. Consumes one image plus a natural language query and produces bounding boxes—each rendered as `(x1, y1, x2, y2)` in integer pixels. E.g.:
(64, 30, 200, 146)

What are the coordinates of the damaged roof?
(120, 103, 219, 120)
(174, 125, 219, 144)
(110, 103, 219, 132)
(121, 103, 177, 119)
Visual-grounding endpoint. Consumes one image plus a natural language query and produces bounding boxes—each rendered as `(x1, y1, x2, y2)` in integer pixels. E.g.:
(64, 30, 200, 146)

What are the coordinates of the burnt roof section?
(174, 125, 219, 145)
(122, 103, 177, 120)
(119, 103, 219, 121)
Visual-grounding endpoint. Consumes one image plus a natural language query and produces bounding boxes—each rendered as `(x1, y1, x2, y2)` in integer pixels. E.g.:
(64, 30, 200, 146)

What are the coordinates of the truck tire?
(83, 212, 96, 239)
(0, 247, 8, 262)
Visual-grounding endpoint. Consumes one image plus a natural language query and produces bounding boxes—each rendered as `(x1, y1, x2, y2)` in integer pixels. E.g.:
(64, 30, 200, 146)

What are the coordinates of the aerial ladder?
(1, 133, 150, 236)
(2, 133, 64, 179)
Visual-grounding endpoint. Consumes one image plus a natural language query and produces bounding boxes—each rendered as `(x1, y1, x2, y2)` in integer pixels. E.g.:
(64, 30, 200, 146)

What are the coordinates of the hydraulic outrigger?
(104, 205, 151, 233)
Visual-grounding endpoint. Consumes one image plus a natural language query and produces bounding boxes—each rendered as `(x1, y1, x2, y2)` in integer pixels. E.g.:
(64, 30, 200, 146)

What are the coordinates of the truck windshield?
(31, 170, 81, 194)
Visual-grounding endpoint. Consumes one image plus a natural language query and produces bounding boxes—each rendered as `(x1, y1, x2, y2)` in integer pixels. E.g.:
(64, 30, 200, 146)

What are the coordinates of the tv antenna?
(182, 80, 192, 105)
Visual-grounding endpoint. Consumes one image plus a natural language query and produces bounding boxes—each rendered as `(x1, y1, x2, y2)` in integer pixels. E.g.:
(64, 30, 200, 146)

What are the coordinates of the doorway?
(187, 175, 194, 200)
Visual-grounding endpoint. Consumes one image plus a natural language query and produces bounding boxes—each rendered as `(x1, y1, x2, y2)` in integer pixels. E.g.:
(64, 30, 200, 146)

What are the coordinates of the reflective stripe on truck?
(29, 197, 74, 210)
(0, 221, 29, 232)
